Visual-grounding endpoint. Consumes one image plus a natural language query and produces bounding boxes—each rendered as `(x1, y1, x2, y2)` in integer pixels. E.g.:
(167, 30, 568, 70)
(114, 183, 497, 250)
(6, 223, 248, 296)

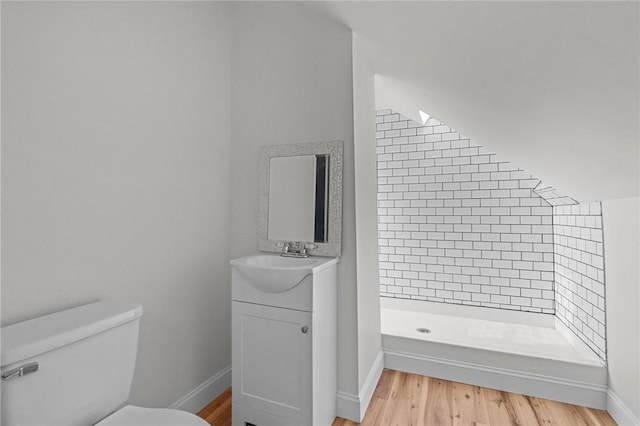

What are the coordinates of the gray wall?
(228, 2, 358, 397)
(352, 35, 383, 396)
(1, 2, 232, 407)
(603, 197, 640, 421)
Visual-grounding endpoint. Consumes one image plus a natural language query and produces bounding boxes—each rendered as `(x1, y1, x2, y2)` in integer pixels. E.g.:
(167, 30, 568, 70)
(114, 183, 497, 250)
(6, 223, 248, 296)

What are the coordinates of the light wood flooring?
(198, 388, 231, 426)
(197, 369, 616, 426)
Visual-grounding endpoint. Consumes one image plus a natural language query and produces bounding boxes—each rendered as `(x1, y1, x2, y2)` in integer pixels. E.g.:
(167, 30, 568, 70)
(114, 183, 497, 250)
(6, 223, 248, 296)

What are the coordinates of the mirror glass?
(267, 155, 317, 242)
(258, 140, 343, 257)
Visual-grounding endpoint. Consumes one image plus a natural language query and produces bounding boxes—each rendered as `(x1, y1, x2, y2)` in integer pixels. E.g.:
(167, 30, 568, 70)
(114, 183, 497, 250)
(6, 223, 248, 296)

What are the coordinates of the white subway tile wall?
(376, 109, 555, 314)
(532, 181, 578, 206)
(553, 202, 606, 360)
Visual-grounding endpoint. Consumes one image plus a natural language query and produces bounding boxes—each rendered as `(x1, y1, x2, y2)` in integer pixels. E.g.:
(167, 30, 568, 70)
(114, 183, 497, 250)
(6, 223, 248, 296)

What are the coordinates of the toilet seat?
(95, 405, 210, 426)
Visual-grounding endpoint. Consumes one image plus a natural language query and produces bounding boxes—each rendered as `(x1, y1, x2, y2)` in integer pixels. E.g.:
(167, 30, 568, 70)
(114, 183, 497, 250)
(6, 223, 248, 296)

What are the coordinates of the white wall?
(603, 197, 640, 422)
(228, 2, 358, 397)
(1, 2, 232, 408)
(357, 1, 640, 203)
(353, 34, 382, 394)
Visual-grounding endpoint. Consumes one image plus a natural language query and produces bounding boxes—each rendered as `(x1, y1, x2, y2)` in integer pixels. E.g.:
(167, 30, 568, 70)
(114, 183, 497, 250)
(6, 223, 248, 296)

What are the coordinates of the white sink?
(230, 253, 337, 293)
(245, 255, 319, 269)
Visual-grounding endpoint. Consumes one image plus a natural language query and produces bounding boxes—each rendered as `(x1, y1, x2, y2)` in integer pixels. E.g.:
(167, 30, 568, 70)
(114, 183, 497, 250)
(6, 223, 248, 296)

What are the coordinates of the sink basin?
(230, 254, 337, 293)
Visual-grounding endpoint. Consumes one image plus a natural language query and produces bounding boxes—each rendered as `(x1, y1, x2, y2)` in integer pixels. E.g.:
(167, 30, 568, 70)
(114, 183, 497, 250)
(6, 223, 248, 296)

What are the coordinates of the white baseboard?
(336, 351, 384, 422)
(358, 351, 384, 420)
(170, 365, 232, 413)
(336, 390, 360, 422)
(384, 349, 607, 410)
(607, 389, 640, 426)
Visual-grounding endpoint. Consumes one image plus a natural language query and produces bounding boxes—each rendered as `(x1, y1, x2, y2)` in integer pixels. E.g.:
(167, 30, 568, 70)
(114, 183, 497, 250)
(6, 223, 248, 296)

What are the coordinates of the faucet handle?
(300, 243, 316, 255)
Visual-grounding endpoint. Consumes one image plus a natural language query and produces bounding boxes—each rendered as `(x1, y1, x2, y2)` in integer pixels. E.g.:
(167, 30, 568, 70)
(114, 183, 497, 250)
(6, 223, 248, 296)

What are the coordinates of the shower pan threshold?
(381, 297, 607, 409)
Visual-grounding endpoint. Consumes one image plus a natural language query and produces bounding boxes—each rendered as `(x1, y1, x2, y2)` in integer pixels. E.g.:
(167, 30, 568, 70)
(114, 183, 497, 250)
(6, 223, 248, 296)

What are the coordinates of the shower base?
(381, 297, 607, 409)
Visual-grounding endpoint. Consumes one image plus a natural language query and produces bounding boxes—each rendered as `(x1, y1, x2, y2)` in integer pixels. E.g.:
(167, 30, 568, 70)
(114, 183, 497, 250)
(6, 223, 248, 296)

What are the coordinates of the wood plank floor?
(198, 387, 231, 426)
(197, 369, 616, 426)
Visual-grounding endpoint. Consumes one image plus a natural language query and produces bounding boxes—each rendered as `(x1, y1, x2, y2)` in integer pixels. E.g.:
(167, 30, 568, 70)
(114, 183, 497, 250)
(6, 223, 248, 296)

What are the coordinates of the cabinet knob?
(301, 326, 309, 334)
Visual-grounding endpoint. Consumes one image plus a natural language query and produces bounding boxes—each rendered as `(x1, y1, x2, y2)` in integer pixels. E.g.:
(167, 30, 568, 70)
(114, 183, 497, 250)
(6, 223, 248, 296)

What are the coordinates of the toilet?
(0, 300, 209, 426)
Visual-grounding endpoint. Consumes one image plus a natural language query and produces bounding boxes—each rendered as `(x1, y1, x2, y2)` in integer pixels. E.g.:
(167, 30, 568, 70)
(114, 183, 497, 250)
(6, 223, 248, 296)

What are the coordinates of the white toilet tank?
(1, 300, 144, 426)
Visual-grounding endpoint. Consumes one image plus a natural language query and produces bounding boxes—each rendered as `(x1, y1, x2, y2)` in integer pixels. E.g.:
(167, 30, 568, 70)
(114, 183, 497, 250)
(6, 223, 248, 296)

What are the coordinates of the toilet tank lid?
(1, 300, 143, 367)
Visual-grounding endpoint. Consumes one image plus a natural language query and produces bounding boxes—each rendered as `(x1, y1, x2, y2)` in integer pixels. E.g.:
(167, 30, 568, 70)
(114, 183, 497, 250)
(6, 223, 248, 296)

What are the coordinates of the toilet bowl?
(1, 300, 209, 426)
(96, 405, 209, 426)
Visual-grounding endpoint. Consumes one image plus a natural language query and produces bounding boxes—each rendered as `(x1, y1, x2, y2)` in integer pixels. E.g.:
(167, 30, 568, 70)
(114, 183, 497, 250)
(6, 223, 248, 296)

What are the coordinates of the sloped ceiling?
(307, 1, 639, 201)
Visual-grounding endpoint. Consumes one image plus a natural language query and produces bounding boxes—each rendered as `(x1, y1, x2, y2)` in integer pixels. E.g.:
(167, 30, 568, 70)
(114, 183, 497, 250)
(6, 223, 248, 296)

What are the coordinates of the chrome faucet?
(282, 241, 313, 258)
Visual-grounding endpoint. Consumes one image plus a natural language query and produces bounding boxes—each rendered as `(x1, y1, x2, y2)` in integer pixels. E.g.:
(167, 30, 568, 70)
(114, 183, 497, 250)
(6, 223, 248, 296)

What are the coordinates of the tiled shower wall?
(375, 108, 608, 361)
(376, 110, 555, 314)
(553, 203, 606, 360)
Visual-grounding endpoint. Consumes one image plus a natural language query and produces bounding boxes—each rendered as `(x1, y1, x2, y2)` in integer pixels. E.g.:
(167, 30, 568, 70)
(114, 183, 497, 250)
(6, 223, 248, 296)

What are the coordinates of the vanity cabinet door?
(232, 301, 312, 424)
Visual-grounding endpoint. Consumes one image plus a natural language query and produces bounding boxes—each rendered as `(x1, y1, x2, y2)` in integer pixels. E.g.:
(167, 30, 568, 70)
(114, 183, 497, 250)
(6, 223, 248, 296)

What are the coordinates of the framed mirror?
(258, 140, 343, 257)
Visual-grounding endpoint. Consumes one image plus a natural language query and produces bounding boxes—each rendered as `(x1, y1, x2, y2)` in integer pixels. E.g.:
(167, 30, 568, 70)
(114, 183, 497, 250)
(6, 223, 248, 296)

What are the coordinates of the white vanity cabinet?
(231, 254, 338, 426)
